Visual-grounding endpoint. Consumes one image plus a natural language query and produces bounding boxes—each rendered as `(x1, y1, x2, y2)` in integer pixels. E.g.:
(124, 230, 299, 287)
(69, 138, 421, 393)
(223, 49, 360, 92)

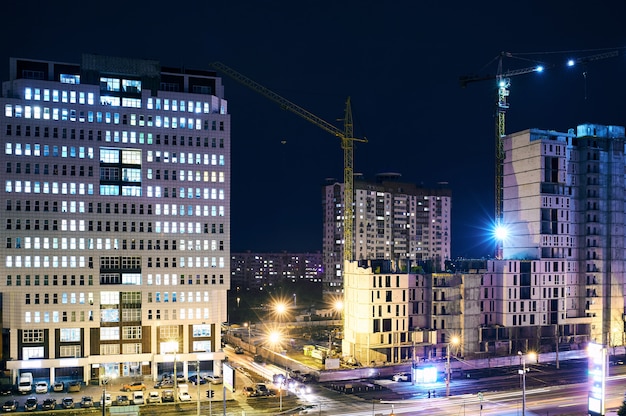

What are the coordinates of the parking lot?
(0, 375, 229, 412)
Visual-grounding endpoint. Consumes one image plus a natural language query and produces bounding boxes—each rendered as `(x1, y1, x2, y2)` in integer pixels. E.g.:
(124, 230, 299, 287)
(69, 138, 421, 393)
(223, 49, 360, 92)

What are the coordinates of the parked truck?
(18, 372, 33, 394)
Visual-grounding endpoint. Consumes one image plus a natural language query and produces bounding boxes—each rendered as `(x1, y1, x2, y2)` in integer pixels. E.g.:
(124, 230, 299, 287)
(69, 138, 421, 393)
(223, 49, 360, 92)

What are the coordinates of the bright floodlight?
(450, 336, 460, 346)
(494, 224, 508, 241)
(567, 59, 575, 67)
(535, 65, 544, 72)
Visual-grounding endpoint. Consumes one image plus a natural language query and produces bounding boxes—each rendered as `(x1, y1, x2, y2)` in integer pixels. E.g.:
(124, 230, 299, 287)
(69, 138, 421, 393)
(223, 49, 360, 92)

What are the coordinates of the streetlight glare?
(275, 303, 287, 315)
(268, 331, 281, 345)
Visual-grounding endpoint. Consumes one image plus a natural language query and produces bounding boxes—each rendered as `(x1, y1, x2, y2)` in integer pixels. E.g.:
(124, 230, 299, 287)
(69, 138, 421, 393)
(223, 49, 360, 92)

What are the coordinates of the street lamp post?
(101, 377, 107, 416)
(446, 336, 460, 397)
(173, 353, 178, 402)
(195, 361, 200, 416)
(518, 351, 535, 416)
(518, 351, 526, 416)
(244, 322, 251, 346)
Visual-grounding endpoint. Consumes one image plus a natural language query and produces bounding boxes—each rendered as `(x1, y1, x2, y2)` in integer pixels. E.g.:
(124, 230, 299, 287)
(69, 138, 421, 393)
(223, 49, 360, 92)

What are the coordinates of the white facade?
(482, 125, 626, 352)
(342, 260, 413, 365)
(0, 55, 230, 383)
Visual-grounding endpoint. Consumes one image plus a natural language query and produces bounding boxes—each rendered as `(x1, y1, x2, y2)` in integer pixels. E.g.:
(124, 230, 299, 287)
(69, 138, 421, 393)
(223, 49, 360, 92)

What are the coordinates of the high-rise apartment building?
(0, 55, 230, 384)
(323, 174, 451, 293)
(482, 124, 625, 353)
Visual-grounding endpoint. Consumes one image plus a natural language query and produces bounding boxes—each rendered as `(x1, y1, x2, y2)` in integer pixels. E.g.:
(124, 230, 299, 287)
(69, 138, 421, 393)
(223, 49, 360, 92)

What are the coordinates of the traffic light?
(206, 390, 214, 399)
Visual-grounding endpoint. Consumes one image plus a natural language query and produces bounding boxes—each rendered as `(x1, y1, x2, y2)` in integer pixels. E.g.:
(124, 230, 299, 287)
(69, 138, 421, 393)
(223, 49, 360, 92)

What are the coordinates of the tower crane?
(210, 62, 367, 263)
(460, 49, 618, 258)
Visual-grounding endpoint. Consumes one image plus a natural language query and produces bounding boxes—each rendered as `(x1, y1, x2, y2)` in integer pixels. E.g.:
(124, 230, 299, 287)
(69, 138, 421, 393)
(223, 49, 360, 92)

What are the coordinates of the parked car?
(52, 382, 64, 392)
(234, 346, 244, 354)
(121, 381, 146, 392)
(41, 398, 56, 411)
(132, 391, 144, 405)
(153, 379, 174, 389)
(242, 386, 258, 397)
(147, 391, 161, 403)
(35, 382, 48, 394)
(116, 395, 130, 406)
(161, 390, 174, 403)
(80, 396, 93, 408)
(102, 393, 112, 407)
(2, 399, 18, 412)
(187, 375, 206, 385)
(0, 384, 14, 395)
(68, 381, 81, 392)
(204, 375, 223, 385)
(24, 397, 38, 411)
(61, 397, 74, 409)
(178, 391, 191, 401)
(392, 372, 410, 382)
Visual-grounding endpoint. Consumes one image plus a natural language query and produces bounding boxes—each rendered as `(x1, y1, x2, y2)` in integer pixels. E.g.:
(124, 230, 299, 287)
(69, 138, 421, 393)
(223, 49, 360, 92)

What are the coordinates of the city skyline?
(2, 1, 626, 259)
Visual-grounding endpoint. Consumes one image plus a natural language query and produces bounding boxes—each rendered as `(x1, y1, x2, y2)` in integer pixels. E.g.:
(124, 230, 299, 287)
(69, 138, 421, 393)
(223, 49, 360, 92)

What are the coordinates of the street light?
(446, 336, 460, 397)
(244, 322, 251, 346)
(274, 302, 287, 320)
(268, 330, 282, 351)
(518, 351, 536, 416)
(162, 340, 179, 402)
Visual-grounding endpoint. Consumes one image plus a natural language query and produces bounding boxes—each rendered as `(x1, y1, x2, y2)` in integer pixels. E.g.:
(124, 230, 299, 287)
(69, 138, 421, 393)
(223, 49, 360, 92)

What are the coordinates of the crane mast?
(210, 62, 366, 263)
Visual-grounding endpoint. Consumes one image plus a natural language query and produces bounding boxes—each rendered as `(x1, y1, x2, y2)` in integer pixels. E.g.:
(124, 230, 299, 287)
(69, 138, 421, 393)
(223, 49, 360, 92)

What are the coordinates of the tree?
(618, 400, 626, 416)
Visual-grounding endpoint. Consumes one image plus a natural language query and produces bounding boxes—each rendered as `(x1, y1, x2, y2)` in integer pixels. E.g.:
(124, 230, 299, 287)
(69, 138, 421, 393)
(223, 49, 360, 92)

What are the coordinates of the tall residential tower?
(0, 55, 230, 383)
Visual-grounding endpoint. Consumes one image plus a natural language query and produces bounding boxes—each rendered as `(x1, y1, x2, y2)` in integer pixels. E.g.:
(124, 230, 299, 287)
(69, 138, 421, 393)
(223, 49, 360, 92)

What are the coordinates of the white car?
(35, 381, 48, 393)
(101, 393, 112, 407)
(204, 375, 223, 385)
(147, 391, 161, 403)
(392, 372, 410, 382)
(178, 391, 191, 401)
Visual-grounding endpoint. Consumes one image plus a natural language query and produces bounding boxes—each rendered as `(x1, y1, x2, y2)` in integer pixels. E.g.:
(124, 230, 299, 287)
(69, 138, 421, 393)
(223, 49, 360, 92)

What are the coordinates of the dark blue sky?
(3, 1, 626, 258)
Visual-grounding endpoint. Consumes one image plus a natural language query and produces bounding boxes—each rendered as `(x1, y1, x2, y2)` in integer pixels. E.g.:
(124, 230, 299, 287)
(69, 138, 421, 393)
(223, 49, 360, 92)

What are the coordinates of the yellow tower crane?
(210, 62, 367, 263)
(460, 49, 618, 258)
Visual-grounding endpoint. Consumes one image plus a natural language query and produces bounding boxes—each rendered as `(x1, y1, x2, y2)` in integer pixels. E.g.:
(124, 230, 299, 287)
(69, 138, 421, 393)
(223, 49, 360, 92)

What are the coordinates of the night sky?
(3, 1, 626, 258)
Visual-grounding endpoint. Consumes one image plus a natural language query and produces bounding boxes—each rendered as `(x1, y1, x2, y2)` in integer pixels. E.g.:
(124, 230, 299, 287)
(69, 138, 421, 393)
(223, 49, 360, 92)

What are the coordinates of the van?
(18, 372, 33, 394)
(132, 391, 144, 405)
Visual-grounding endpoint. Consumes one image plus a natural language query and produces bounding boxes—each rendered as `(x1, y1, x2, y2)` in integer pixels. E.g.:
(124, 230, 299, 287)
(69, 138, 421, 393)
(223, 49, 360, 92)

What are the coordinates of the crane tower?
(210, 62, 366, 263)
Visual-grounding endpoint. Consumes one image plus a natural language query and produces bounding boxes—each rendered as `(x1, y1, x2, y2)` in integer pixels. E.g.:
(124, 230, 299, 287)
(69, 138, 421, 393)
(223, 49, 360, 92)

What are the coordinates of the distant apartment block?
(231, 251, 323, 290)
(323, 173, 451, 293)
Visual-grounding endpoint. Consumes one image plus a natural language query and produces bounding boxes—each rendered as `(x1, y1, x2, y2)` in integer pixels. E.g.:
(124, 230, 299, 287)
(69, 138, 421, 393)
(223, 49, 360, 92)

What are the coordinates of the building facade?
(0, 54, 230, 384)
(323, 174, 451, 293)
(342, 258, 484, 365)
(481, 124, 625, 354)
